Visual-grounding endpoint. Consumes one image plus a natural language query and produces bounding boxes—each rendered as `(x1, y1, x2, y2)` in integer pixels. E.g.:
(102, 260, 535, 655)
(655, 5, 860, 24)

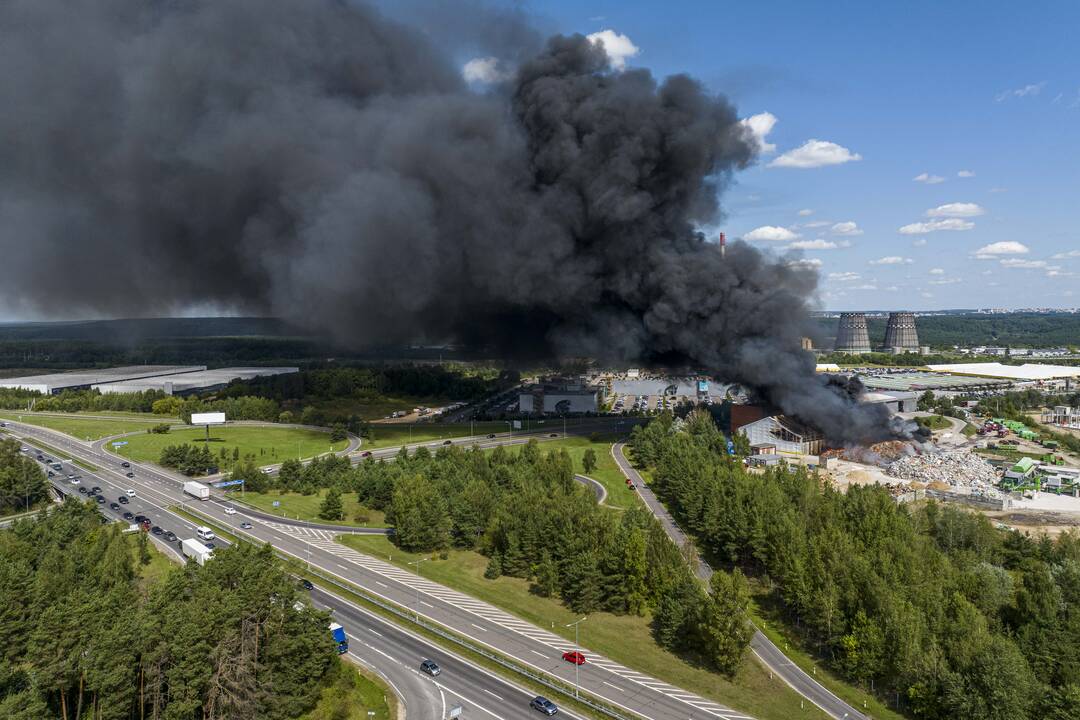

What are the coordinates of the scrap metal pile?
(886, 450, 1001, 494)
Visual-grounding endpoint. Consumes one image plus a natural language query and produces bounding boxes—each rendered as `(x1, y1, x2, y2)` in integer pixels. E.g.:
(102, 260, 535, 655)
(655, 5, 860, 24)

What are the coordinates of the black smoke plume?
(0, 0, 896, 445)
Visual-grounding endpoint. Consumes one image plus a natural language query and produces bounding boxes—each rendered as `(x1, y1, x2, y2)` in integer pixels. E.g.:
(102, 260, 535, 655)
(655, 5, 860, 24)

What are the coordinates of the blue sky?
(469, 1, 1080, 310)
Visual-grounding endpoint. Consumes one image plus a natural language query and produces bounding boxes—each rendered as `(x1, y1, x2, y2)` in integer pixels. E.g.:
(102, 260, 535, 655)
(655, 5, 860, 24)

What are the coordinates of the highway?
(10, 418, 759, 720)
(21, 436, 588, 720)
(611, 443, 868, 720)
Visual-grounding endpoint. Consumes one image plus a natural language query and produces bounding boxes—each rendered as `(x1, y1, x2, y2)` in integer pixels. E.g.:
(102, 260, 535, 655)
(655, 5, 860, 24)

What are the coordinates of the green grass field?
(362, 421, 509, 449)
(486, 436, 639, 510)
(110, 425, 348, 466)
(337, 534, 827, 720)
(302, 660, 394, 720)
(0, 411, 170, 441)
(236, 488, 387, 528)
(309, 394, 452, 422)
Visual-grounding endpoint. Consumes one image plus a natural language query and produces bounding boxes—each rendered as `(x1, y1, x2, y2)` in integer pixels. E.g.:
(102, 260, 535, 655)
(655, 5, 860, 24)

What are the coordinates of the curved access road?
(611, 443, 868, 720)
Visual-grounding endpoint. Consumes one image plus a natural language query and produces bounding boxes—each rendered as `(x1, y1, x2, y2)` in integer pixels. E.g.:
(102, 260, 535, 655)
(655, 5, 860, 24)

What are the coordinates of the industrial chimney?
(883, 311, 919, 353)
(835, 312, 871, 354)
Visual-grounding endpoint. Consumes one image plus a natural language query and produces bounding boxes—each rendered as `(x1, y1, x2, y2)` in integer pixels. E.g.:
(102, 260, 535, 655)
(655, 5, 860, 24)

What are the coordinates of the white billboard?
(190, 412, 226, 425)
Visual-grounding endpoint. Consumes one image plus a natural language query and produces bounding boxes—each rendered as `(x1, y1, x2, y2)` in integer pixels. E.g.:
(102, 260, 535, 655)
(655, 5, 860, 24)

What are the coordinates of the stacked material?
(887, 450, 999, 490)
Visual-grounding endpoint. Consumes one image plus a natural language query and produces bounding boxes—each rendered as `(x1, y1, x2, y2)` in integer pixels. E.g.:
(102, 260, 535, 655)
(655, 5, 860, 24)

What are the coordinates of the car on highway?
(70, 477, 81, 485)
(125, 489, 136, 497)
(134, 515, 147, 524)
(109, 502, 120, 511)
(442, 440, 453, 445)
(204, 542, 216, 549)
(20, 446, 28, 452)
(125, 472, 134, 478)
(122, 512, 135, 521)
(91, 486, 101, 494)
(118, 496, 129, 504)
(561, 651, 586, 665)
(95, 496, 105, 504)
(78, 487, 88, 494)
(360, 451, 372, 458)
(120, 461, 130, 468)
(300, 579, 314, 590)
(530, 696, 558, 715)
(240, 522, 253, 529)
(487, 433, 496, 439)
(419, 659, 441, 676)
(549, 433, 559, 438)
(223, 507, 237, 515)
(151, 526, 163, 535)
(163, 531, 177, 542)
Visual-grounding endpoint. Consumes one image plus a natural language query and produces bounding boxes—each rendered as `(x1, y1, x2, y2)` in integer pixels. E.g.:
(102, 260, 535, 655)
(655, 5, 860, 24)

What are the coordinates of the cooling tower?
(884, 312, 919, 351)
(835, 312, 871, 354)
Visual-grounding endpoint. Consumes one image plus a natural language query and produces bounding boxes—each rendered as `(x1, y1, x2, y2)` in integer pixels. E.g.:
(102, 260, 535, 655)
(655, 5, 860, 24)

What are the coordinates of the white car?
(223, 507, 237, 515)
(125, 489, 136, 497)
(20, 446, 28, 452)
(69, 477, 81, 485)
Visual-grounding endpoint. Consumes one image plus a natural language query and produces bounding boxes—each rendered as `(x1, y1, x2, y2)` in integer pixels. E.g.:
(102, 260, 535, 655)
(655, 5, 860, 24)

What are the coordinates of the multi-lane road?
(7, 416, 841, 720)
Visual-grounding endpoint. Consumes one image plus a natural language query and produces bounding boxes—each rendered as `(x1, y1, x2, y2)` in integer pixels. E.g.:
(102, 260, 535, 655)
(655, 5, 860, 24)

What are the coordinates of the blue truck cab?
(329, 622, 348, 654)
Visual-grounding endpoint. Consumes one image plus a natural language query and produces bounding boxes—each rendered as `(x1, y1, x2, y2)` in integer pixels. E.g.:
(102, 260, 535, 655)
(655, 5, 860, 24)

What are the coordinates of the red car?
(361, 451, 373, 458)
(562, 651, 586, 665)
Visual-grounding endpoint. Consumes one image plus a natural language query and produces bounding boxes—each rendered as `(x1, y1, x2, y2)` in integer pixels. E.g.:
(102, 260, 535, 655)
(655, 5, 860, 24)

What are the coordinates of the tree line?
(247, 439, 754, 674)
(630, 409, 1080, 720)
(0, 438, 50, 515)
(0, 501, 340, 719)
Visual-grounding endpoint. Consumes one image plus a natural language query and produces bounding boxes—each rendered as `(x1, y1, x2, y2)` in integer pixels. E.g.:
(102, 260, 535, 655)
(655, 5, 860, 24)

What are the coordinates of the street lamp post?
(566, 616, 587, 698)
(408, 556, 431, 621)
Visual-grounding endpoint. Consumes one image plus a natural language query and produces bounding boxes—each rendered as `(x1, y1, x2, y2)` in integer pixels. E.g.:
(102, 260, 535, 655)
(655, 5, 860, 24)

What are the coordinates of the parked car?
(163, 531, 177, 542)
(530, 697, 558, 715)
(134, 515, 147, 524)
(562, 651, 586, 665)
(118, 496, 129, 504)
(419, 660, 441, 676)
(300, 579, 314, 590)
(125, 472, 134, 478)
(78, 487, 88, 494)
(95, 496, 105, 504)
(151, 526, 163, 535)
(360, 451, 372, 458)
(109, 502, 120, 511)
(90, 486, 101, 494)
(122, 512, 135, 521)
(140, 519, 152, 530)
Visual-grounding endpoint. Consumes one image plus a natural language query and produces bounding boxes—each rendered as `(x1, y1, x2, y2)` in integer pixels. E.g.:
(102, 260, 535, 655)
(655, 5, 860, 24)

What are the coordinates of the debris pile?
(886, 450, 1000, 493)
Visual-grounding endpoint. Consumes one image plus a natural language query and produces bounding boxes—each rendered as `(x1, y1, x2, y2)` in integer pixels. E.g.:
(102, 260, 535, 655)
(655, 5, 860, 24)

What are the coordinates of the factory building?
(883, 312, 920, 353)
(94, 367, 299, 395)
(519, 377, 601, 414)
(0, 365, 206, 394)
(1042, 406, 1080, 429)
(835, 312, 871, 354)
(858, 391, 919, 413)
(739, 415, 825, 456)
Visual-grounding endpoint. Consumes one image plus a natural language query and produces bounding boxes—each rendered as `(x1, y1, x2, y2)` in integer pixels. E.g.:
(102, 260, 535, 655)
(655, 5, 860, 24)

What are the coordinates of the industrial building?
(1042, 406, 1080, 429)
(928, 363, 1080, 382)
(0, 365, 206, 394)
(859, 371, 1010, 393)
(739, 415, 825, 456)
(93, 367, 299, 395)
(859, 391, 919, 413)
(883, 312, 920, 353)
(835, 312, 871, 353)
(519, 377, 601, 414)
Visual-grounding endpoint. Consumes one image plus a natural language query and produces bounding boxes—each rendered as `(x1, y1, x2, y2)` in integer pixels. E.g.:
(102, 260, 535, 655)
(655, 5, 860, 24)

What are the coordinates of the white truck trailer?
(183, 480, 211, 501)
(181, 538, 214, 566)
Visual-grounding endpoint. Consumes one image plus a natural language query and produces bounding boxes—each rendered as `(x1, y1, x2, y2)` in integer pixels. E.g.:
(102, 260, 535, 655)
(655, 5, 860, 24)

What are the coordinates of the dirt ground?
(982, 508, 1080, 538)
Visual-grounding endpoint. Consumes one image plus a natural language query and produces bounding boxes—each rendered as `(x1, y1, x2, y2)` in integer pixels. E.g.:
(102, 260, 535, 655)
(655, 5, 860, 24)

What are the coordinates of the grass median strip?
(176, 506, 628, 720)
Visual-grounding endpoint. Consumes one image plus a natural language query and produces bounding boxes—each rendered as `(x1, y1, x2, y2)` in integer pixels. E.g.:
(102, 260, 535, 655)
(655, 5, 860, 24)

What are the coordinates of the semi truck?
(181, 538, 215, 566)
(183, 481, 211, 501)
(329, 622, 349, 654)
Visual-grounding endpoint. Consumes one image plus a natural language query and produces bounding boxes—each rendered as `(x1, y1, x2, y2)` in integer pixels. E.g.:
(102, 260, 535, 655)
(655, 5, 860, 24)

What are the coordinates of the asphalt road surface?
(612, 443, 868, 720)
(10, 418, 780, 720)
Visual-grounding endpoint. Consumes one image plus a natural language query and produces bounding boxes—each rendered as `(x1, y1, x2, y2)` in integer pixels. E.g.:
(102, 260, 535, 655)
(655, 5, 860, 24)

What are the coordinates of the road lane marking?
(530, 650, 547, 658)
(367, 628, 383, 638)
(470, 623, 487, 632)
(481, 688, 502, 700)
(602, 681, 623, 692)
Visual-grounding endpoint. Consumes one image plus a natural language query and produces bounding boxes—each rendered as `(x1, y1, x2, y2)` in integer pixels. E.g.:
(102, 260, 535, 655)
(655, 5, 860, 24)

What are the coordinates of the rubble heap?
(886, 450, 999, 490)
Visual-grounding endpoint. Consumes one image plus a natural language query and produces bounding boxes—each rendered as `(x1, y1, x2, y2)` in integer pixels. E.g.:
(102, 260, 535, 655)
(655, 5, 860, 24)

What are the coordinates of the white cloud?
(462, 56, 511, 84)
(913, 172, 945, 184)
(851, 284, 878, 291)
(1000, 258, 1058, 270)
(929, 268, 945, 275)
(930, 278, 962, 285)
(926, 202, 985, 218)
(828, 272, 861, 282)
(586, 30, 640, 70)
(957, 170, 976, 178)
(995, 81, 1047, 102)
(830, 221, 863, 236)
(802, 220, 831, 228)
(921, 292, 934, 299)
(740, 112, 777, 154)
(787, 239, 839, 250)
(973, 241, 1030, 257)
(885, 285, 899, 292)
(787, 258, 823, 269)
(989, 187, 1008, 193)
(1051, 250, 1080, 259)
(870, 256, 913, 265)
(743, 225, 799, 242)
(912, 238, 928, 247)
(769, 140, 861, 169)
(797, 208, 814, 217)
(898, 218, 975, 234)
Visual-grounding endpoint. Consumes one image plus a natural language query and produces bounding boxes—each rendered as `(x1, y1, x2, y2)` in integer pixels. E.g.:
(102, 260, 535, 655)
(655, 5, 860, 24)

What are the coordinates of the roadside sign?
(448, 706, 463, 719)
(513, 420, 522, 430)
(272, 500, 280, 508)
(112, 441, 128, 447)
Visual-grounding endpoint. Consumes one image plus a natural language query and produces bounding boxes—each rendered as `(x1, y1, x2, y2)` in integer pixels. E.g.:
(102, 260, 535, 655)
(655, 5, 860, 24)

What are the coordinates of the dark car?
(530, 697, 558, 715)
(91, 486, 101, 494)
(125, 472, 134, 478)
(122, 512, 135, 521)
(134, 514, 147, 524)
(118, 495, 129, 504)
(47, 471, 55, 477)
(549, 433, 559, 438)
(204, 542, 216, 549)
(487, 433, 496, 439)
(419, 660, 441, 676)
(95, 496, 105, 504)
(120, 461, 130, 468)
(240, 522, 253, 529)
(163, 531, 177, 542)
(442, 440, 453, 445)
(151, 526, 163, 536)
(109, 502, 120, 511)
(300, 579, 314, 591)
(78, 487, 88, 494)
(360, 451, 372, 458)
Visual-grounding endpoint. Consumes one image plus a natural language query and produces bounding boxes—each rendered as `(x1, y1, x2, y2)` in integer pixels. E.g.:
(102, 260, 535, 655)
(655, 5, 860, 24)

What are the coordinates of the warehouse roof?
(927, 363, 1080, 380)
(0, 365, 206, 394)
(93, 367, 298, 395)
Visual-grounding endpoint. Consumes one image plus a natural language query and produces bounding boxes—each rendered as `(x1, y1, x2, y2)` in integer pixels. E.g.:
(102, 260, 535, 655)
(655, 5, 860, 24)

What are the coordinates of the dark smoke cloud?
(0, 0, 895, 445)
